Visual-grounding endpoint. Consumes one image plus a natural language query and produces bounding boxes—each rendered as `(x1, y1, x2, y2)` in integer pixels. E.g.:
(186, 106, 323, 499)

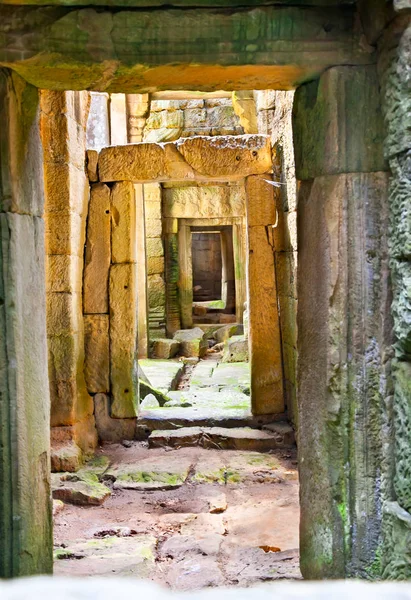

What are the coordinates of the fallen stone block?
(52, 472, 111, 506)
(51, 441, 82, 473)
(152, 338, 180, 359)
(173, 327, 208, 357)
(214, 324, 242, 343)
(222, 335, 249, 363)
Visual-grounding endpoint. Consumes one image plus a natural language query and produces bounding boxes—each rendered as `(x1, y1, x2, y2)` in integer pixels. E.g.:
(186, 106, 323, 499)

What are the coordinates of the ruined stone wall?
(254, 90, 298, 426)
(41, 91, 98, 473)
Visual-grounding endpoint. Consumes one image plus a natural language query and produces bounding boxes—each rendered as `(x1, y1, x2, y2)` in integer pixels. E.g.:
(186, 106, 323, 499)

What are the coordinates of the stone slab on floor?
(189, 360, 219, 388)
(138, 359, 183, 393)
(152, 338, 180, 359)
(54, 535, 157, 577)
(166, 388, 250, 411)
(148, 426, 290, 451)
(210, 362, 251, 393)
(106, 455, 193, 491)
(51, 472, 111, 506)
(138, 411, 286, 431)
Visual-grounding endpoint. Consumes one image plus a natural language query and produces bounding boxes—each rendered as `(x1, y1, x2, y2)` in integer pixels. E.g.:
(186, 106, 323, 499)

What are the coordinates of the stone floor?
(53, 443, 300, 588)
(139, 356, 252, 421)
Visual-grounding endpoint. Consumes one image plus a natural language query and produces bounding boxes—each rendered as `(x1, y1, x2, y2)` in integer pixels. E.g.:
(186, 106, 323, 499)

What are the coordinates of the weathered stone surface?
(94, 394, 136, 443)
(214, 324, 241, 343)
(152, 338, 180, 359)
(247, 224, 284, 414)
(145, 219, 162, 238)
(163, 184, 246, 218)
(139, 359, 183, 393)
(45, 211, 86, 257)
(394, 0, 411, 12)
(111, 181, 137, 263)
(0, 6, 372, 92)
(146, 238, 164, 258)
(222, 335, 249, 363)
(297, 173, 392, 579)
(110, 264, 138, 418)
(0, 208, 52, 576)
(393, 362, 411, 512)
(83, 183, 111, 313)
(382, 501, 411, 579)
(391, 260, 411, 359)
(173, 327, 208, 357)
(149, 426, 288, 451)
(52, 472, 111, 506)
(46, 255, 82, 293)
(98, 136, 271, 183)
(293, 65, 387, 179)
(84, 315, 110, 394)
(86, 149, 98, 182)
(147, 256, 165, 275)
(44, 162, 89, 215)
(50, 441, 82, 473)
(147, 274, 166, 308)
(108, 455, 192, 490)
(388, 150, 411, 261)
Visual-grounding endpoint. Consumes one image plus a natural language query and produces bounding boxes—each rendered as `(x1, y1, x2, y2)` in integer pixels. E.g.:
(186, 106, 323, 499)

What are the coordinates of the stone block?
(293, 65, 387, 180)
(47, 292, 80, 336)
(274, 209, 297, 252)
(173, 327, 208, 358)
(110, 264, 138, 418)
(276, 251, 298, 299)
(279, 296, 298, 349)
(222, 335, 249, 363)
(94, 394, 136, 443)
(45, 211, 86, 257)
(163, 184, 245, 219)
(148, 275, 166, 309)
(391, 260, 411, 359)
(143, 182, 162, 203)
(86, 149, 99, 182)
(184, 108, 207, 128)
(83, 183, 111, 313)
(111, 181, 137, 263)
(110, 93, 127, 145)
(147, 256, 165, 276)
(46, 255, 82, 293)
(248, 225, 284, 415)
(50, 442, 82, 473)
(389, 151, 411, 260)
(146, 237, 164, 258)
(98, 135, 271, 183)
(393, 361, 411, 511)
(44, 162, 89, 215)
(84, 315, 110, 394)
(145, 201, 162, 220)
(282, 341, 297, 386)
(152, 338, 180, 359)
(219, 314, 237, 324)
(145, 219, 162, 238)
(245, 174, 277, 226)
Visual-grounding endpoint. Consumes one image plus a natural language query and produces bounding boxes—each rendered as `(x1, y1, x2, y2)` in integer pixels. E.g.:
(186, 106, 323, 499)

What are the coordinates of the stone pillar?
(0, 69, 52, 576)
(245, 175, 284, 415)
(293, 65, 391, 579)
(232, 221, 247, 324)
(164, 219, 181, 335)
(110, 182, 138, 418)
(220, 228, 235, 313)
(41, 90, 97, 470)
(379, 16, 411, 579)
(109, 93, 127, 145)
(135, 184, 148, 358)
(178, 221, 193, 329)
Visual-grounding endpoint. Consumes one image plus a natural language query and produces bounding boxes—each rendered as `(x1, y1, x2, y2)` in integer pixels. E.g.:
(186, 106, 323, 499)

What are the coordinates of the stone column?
(178, 221, 193, 329)
(293, 65, 391, 579)
(220, 228, 235, 313)
(379, 15, 411, 580)
(41, 90, 97, 470)
(245, 175, 284, 415)
(135, 184, 148, 358)
(164, 218, 181, 335)
(0, 69, 52, 576)
(126, 94, 149, 142)
(232, 221, 247, 324)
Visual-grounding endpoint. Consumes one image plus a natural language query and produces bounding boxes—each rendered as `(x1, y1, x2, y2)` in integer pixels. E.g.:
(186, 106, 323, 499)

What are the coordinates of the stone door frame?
(95, 136, 285, 417)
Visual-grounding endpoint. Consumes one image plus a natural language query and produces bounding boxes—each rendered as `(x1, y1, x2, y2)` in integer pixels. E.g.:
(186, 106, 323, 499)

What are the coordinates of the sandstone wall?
(41, 90, 98, 472)
(254, 90, 298, 426)
(293, 65, 392, 579)
(0, 69, 52, 576)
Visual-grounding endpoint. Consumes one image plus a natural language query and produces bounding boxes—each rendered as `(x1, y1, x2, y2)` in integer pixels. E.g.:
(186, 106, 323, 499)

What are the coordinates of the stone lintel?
(98, 136, 272, 183)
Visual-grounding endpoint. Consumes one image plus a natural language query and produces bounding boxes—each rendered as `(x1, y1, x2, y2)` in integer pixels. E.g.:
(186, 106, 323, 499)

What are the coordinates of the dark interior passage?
(192, 232, 223, 303)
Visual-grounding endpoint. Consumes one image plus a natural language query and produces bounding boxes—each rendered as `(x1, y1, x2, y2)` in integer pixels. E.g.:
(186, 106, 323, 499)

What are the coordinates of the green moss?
(365, 545, 383, 580)
(117, 471, 183, 486)
(194, 467, 241, 485)
(53, 548, 76, 560)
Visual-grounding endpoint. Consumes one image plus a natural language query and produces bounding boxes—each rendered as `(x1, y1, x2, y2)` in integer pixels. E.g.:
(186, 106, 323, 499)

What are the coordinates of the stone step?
(148, 424, 295, 451)
(138, 412, 288, 433)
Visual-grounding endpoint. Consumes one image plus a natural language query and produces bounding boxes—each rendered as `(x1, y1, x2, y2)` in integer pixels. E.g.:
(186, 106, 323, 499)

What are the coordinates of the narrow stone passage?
(53, 444, 300, 588)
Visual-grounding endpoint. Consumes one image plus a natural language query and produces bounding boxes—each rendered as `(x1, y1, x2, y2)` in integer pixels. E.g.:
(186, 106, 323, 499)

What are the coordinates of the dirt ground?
(53, 443, 301, 589)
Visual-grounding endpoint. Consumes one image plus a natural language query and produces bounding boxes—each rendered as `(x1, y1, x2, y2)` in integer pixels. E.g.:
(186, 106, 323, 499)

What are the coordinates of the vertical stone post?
(232, 221, 247, 323)
(0, 69, 52, 576)
(178, 221, 193, 329)
(164, 218, 181, 335)
(135, 184, 149, 358)
(245, 175, 284, 415)
(220, 228, 235, 313)
(379, 16, 411, 579)
(126, 94, 149, 143)
(109, 93, 128, 145)
(293, 65, 391, 579)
